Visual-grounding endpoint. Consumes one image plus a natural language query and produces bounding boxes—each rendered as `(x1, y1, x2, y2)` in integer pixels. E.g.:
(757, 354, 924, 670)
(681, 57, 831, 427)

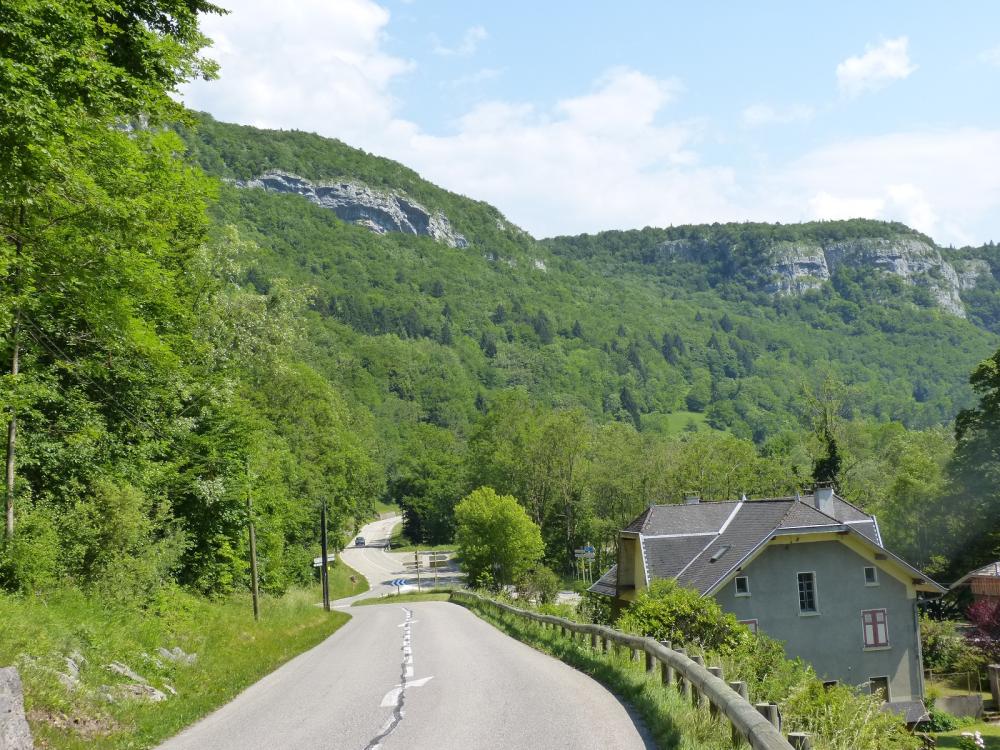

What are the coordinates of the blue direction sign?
(390, 578, 408, 588)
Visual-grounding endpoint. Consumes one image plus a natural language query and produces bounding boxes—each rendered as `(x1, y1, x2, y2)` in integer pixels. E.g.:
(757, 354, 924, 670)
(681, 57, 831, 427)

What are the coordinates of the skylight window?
(709, 545, 732, 563)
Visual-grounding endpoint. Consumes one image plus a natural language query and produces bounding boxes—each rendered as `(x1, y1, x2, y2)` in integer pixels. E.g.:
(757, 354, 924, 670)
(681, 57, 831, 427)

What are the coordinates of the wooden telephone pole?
(320, 501, 330, 611)
(247, 480, 260, 622)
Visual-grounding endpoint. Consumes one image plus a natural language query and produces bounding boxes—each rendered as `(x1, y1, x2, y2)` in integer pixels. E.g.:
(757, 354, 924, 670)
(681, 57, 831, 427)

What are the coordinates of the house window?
(868, 676, 890, 701)
(739, 619, 758, 634)
(862, 609, 889, 648)
(735, 576, 750, 596)
(864, 566, 878, 586)
(797, 572, 817, 613)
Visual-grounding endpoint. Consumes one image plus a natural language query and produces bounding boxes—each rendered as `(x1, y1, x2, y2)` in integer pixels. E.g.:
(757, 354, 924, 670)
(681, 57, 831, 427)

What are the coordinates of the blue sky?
(181, 1, 1000, 246)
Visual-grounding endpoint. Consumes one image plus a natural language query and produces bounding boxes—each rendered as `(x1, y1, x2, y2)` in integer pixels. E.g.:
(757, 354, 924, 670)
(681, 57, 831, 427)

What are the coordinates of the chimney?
(813, 484, 835, 515)
(684, 494, 701, 505)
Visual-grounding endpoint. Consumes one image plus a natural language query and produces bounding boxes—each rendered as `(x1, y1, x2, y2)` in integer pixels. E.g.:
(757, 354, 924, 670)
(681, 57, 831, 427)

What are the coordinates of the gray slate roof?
(590, 492, 931, 597)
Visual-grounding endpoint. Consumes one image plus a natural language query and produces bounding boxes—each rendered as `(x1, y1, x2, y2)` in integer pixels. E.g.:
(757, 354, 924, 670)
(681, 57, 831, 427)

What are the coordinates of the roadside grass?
(456, 596, 732, 750)
(2, 585, 349, 750)
(372, 498, 398, 517)
(387, 526, 454, 553)
(933, 721, 1000, 748)
(352, 590, 453, 607)
(326, 561, 368, 599)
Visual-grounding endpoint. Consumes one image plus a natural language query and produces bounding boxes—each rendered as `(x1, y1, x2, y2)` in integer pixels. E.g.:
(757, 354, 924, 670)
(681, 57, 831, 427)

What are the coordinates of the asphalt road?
(156, 517, 652, 750)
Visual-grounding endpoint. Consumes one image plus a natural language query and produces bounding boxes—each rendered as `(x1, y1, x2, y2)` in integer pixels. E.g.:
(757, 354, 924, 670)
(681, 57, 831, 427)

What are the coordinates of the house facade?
(590, 488, 944, 715)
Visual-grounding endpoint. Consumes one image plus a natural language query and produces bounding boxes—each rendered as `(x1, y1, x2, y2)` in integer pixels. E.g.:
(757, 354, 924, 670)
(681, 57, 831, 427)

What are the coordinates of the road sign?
(312, 554, 336, 567)
(390, 578, 408, 588)
(574, 549, 595, 560)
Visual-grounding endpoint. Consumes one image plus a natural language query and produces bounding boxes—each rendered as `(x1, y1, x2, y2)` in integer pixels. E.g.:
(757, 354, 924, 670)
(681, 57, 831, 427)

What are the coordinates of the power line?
(20, 316, 169, 440)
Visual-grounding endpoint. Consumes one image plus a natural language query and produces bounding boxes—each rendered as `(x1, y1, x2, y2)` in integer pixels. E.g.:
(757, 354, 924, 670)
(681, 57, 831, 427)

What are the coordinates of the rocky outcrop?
(236, 171, 469, 249)
(767, 241, 829, 295)
(0, 668, 34, 750)
(765, 237, 992, 318)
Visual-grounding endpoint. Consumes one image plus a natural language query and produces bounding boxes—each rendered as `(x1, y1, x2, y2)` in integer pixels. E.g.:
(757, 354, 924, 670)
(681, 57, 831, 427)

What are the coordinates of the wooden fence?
(452, 591, 813, 750)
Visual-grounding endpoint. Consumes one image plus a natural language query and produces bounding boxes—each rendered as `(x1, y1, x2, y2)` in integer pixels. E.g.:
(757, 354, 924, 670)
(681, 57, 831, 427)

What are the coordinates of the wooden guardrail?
(452, 591, 813, 750)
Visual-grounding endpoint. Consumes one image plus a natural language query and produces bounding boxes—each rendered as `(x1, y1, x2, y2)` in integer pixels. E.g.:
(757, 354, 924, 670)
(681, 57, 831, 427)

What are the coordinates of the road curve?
(156, 517, 653, 750)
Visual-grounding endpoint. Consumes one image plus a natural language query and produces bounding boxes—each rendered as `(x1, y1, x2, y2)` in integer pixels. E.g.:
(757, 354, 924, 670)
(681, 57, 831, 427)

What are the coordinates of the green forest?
(3, 0, 1000, 621)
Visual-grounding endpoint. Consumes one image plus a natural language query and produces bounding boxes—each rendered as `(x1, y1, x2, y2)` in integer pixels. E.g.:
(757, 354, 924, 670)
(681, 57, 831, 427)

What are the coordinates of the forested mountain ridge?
(176, 115, 1000, 447)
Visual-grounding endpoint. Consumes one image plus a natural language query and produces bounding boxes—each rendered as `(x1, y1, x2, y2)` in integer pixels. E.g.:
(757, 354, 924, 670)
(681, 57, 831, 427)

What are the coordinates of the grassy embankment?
(387, 525, 454, 553)
(352, 590, 453, 607)
(3, 562, 365, 749)
(934, 722, 1000, 749)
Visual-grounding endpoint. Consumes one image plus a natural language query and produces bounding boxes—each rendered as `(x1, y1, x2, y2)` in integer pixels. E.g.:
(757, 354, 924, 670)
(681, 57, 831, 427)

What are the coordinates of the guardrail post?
(590, 632, 597, 649)
(756, 702, 780, 731)
(602, 636, 610, 653)
(690, 655, 705, 707)
(708, 667, 724, 718)
(675, 647, 689, 699)
(645, 649, 655, 674)
(729, 681, 748, 747)
(787, 733, 812, 749)
(659, 641, 674, 686)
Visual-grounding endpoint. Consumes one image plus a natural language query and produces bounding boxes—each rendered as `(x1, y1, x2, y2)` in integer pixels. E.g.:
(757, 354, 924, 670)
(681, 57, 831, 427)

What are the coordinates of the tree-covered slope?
(176, 116, 999, 447)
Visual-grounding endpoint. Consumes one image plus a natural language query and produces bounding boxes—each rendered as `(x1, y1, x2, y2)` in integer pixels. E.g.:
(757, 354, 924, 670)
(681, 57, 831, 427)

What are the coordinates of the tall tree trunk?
(5, 204, 23, 540)
(5, 314, 17, 540)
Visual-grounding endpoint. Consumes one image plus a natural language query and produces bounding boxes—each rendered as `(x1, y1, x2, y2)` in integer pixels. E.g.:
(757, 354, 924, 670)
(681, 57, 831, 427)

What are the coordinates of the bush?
(925, 707, 961, 732)
(0, 506, 60, 593)
(514, 565, 560, 605)
(783, 680, 920, 750)
(921, 616, 980, 672)
(615, 579, 745, 651)
(578, 591, 614, 626)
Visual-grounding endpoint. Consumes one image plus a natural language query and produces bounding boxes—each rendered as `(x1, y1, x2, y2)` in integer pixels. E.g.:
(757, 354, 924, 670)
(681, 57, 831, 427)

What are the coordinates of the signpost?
(574, 543, 596, 584)
(390, 578, 407, 594)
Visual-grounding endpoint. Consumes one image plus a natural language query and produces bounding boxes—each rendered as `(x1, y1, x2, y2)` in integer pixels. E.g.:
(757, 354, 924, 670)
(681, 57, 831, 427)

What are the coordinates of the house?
(951, 561, 1000, 606)
(590, 487, 944, 718)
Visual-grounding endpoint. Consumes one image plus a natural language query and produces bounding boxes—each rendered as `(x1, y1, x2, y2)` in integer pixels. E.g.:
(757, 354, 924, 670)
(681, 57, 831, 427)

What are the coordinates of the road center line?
(364, 607, 434, 750)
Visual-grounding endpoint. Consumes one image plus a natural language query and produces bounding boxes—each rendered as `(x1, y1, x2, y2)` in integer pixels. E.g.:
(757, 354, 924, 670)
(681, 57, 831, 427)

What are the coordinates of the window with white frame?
(734, 575, 750, 596)
(797, 572, 817, 613)
(862, 609, 889, 648)
(864, 566, 878, 586)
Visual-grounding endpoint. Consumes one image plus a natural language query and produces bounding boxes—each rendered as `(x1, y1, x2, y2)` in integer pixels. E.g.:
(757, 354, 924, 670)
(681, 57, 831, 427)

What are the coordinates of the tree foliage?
(454, 487, 544, 588)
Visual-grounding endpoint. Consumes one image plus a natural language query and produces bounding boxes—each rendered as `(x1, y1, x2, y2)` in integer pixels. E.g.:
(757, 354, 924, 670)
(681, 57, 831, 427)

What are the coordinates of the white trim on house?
(717, 501, 743, 535)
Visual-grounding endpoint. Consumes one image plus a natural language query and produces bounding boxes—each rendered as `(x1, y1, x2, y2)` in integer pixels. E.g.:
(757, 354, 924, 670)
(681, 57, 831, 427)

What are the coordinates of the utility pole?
(5, 206, 22, 541)
(415, 549, 421, 591)
(247, 477, 260, 622)
(320, 501, 330, 611)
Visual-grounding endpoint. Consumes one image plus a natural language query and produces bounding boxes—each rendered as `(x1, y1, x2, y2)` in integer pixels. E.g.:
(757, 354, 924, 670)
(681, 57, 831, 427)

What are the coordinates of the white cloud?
(836, 37, 916, 97)
(179, 0, 414, 145)
(980, 45, 1000, 66)
(742, 103, 814, 127)
(432, 25, 487, 57)
(764, 130, 1000, 243)
(182, 2, 1000, 247)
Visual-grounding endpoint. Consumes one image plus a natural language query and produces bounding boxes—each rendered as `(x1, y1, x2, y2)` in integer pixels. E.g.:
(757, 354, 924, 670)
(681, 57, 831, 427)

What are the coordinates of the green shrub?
(921, 616, 978, 672)
(782, 680, 920, 750)
(514, 565, 560, 604)
(615, 579, 745, 651)
(925, 707, 961, 732)
(0, 506, 60, 593)
(578, 591, 614, 626)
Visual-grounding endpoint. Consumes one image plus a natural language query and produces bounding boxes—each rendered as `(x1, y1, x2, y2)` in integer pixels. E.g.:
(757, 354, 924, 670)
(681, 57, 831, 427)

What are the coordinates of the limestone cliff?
(766, 237, 991, 318)
(235, 171, 469, 249)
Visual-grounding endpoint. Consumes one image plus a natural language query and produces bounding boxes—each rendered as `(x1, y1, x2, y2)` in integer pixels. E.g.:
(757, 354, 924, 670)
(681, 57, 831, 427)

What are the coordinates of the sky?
(179, 1, 1000, 247)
